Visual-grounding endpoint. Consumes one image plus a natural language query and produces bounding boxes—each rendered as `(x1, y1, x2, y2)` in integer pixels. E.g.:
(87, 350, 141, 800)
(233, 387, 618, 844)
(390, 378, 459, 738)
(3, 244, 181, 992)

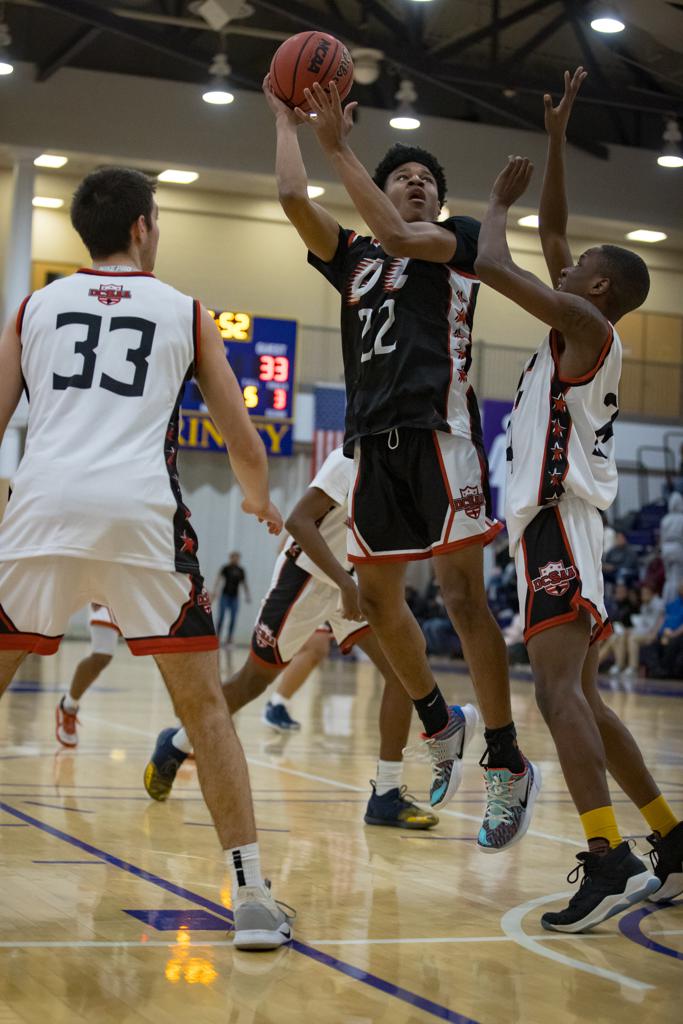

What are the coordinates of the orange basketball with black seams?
(269, 30, 354, 111)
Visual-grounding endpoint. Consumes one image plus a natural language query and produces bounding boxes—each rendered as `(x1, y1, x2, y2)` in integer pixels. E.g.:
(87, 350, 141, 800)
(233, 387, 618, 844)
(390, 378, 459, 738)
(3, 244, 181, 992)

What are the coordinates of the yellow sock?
(580, 805, 622, 849)
(640, 795, 678, 838)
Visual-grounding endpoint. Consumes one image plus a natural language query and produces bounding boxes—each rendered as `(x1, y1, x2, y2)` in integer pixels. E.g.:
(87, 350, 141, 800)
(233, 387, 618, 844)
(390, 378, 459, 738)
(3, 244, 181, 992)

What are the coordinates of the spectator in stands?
(603, 531, 639, 586)
(503, 610, 528, 666)
(600, 582, 639, 674)
(421, 582, 462, 659)
(660, 491, 683, 604)
(640, 580, 683, 679)
(642, 548, 665, 596)
(622, 585, 666, 677)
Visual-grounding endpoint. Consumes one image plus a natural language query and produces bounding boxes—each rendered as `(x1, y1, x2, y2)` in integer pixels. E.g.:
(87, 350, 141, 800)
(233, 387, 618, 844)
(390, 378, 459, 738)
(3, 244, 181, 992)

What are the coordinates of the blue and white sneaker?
(421, 703, 479, 809)
(143, 727, 188, 802)
(477, 757, 541, 853)
(262, 701, 301, 732)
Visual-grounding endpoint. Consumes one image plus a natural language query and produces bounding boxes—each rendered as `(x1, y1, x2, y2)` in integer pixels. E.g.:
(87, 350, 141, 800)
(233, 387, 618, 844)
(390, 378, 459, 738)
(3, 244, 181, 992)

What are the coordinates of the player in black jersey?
(263, 75, 538, 853)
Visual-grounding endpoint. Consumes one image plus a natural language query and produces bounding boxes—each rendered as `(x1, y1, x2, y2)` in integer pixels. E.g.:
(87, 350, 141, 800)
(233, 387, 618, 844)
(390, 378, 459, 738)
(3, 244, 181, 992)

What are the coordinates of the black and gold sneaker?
(647, 822, 683, 902)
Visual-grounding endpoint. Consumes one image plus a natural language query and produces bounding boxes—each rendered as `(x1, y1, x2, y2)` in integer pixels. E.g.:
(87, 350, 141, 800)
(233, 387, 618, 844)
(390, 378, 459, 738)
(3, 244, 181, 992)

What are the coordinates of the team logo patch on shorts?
(532, 560, 577, 597)
(196, 586, 212, 615)
(254, 621, 277, 649)
(453, 485, 485, 520)
(88, 284, 132, 305)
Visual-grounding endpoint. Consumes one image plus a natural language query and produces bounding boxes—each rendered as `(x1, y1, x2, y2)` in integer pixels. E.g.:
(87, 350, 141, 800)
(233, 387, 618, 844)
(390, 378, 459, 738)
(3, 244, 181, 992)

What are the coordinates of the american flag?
(312, 384, 346, 476)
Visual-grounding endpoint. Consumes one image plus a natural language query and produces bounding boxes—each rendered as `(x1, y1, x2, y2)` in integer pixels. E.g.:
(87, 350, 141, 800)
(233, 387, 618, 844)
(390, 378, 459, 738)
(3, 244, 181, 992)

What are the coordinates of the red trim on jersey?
(15, 295, 31, 337)
(348, 520, 503, 563)
(127, 635, 219, 656)
(450, 268, 479, 281)
(76, 268, 155, 278)
(249, 648, 284, 670)
(89, 620, 121, 633)
(520, 531, 536, 638)
(550, 325, 614, 386)
(339, 624, 371, 653)
(431, 431, 456, 543)
(0, 632, 61, 654)
(443, 271, 455, 424)
(536, 380, 555, 507)
(346, 231, 358, 247)
(192, 299, 202, 371)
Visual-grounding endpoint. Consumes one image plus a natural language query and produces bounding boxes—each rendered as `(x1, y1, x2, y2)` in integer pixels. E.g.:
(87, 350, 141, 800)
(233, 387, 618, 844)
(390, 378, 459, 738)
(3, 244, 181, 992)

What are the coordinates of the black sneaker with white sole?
(541, 841, 660, 933)
(647, 821, 683, 902)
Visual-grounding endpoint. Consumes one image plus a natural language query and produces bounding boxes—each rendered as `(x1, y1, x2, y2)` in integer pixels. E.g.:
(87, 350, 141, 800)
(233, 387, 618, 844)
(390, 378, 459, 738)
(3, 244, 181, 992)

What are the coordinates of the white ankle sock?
(227, 841, 264, 895)
(62, 693, 79, 713)
(270, 693, 289, 709)
(171, 727, 193, 754)
(375, 759, 403, 796)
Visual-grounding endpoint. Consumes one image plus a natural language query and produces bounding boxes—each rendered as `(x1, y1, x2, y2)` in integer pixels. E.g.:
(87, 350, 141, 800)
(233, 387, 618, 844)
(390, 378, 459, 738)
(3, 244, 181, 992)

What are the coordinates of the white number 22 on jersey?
(359, 299, 397, 363)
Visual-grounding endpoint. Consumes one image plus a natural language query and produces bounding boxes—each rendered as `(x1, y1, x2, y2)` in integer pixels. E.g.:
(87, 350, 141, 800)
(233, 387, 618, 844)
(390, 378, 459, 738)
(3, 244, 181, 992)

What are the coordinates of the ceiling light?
(34, 154, 68, 168)
(626, 229, 667, 243)
(32, 196, 64, 208)
(203, 46, 234, 105)
(158, 169, 199, 184)
(349, 48, 383, 86)
(438, 204, 451, 222)
(590, 16, 625, 34)
(0, 15, 13, 75)
(657, 117, 683, 169)
(307, 185, 325, 199)
(390, 79, 420, 130)
(518, 214, 539, 228)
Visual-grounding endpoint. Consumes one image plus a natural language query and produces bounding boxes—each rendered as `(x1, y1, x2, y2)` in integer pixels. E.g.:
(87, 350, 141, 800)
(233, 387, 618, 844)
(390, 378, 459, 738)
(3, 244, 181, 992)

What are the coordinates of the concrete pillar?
(0, 156, 34, 492)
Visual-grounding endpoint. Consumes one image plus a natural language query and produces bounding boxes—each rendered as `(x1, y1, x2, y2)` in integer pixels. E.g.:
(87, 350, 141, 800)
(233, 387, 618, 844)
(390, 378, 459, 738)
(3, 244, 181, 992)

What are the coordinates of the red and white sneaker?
(55, 697, 79, 747)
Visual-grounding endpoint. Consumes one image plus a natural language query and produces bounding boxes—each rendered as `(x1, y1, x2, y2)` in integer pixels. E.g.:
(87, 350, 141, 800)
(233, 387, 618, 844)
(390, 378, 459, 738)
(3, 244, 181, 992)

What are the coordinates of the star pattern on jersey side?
(551, 418, 564, 438)
(540, 378, 571, 505)
(552, 395, 567, 413)
(549, 469, 563, 487)
(180, 531, 196, 554)
(551, 441, 565, 462)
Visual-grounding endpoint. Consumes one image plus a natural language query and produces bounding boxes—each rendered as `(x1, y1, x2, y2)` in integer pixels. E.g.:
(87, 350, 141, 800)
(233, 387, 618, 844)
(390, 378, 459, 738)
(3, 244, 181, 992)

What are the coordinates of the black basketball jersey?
(308, 216, 481, 455)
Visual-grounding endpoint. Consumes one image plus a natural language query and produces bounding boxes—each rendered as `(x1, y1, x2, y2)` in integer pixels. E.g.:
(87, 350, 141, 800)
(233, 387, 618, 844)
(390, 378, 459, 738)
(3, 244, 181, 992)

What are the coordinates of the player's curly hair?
(372, 144, 447, 207)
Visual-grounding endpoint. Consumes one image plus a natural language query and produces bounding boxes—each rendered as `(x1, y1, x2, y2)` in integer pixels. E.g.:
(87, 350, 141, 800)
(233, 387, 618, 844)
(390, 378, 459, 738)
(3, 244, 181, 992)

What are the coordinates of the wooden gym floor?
(0, 641, 681, 1024)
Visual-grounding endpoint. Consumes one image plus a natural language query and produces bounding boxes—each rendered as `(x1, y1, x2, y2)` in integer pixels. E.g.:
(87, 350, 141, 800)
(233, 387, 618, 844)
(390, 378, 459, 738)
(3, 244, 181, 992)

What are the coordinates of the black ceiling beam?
(499, 9, 568, 74)
(35, 25, 100, 82)
(362, 0, 411, 41)
(490, 0, 501, 67)
(562, 2, 630, 146)
(430, 0, 557, 60)
(253, 0, 555, 136)
(33, 0, 209, 71)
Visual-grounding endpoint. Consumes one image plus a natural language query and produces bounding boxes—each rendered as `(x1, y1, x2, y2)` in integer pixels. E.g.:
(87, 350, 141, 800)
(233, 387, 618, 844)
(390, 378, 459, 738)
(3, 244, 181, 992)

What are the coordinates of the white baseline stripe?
(500, 892, 654, 991)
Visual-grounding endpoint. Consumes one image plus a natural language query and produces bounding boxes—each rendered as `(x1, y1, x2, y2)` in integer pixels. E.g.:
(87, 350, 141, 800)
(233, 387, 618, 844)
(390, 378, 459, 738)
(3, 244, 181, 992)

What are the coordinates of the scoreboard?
(179, 309, 297, 457)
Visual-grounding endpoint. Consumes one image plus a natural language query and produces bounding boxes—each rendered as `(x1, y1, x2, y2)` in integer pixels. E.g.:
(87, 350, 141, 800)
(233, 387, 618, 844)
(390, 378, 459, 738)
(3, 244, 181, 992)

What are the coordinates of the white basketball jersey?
(1, 270, 201, 572)
(505, 325, 621, 552)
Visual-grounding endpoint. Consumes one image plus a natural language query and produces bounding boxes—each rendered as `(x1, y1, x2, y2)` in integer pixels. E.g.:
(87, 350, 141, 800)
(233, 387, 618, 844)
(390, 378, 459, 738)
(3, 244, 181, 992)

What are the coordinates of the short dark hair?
(596, 244, 650, 319)
(71, 167, 156, 259)
(372, 144, 447, 206)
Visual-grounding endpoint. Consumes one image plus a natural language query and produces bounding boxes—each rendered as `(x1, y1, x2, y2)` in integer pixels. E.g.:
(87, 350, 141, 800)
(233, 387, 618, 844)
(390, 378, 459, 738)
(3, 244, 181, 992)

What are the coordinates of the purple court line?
(0, 823, 28, 827)
(24, 801, 94, 814)
(618, 899, 683, 961)
(0, 800, 480, 1024)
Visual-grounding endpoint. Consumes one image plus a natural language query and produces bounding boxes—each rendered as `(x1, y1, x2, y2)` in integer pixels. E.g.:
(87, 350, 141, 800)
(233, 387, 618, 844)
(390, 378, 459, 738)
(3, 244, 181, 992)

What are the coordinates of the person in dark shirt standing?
(263, 76, 538, 853)
(214, 551, 251, 646)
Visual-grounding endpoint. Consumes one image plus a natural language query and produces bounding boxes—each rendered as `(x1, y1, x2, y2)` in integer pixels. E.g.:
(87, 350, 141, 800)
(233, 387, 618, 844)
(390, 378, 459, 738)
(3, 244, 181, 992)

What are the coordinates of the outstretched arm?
(264, 75, 339, 261)
(285, 487, 363, 622)
(539, 67, 587, 286)
(299, 82, 456, 263)
(475, 157, 609, 378)
(195, 307, 282, 534)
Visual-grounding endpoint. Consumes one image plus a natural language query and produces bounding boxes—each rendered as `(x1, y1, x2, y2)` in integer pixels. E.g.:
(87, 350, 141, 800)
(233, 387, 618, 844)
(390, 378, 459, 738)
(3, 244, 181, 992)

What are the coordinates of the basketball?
(269, 30, 354, 111)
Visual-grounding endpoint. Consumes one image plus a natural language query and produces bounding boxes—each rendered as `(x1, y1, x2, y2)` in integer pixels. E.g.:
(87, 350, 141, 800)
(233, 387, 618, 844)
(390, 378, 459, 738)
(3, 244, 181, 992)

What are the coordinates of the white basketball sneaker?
(233, 884, 295, 951)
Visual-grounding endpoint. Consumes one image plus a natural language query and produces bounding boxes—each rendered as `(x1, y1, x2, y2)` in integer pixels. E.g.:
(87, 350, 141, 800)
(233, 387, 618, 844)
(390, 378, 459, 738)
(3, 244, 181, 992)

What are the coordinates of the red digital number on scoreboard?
(273, 388, 287, 411)
(259, 355, 290, 383)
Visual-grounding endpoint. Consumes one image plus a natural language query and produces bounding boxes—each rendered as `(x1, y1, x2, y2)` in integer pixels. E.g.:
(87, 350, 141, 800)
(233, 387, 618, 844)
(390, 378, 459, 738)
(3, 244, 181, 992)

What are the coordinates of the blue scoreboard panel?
(179, 309, 297, 457)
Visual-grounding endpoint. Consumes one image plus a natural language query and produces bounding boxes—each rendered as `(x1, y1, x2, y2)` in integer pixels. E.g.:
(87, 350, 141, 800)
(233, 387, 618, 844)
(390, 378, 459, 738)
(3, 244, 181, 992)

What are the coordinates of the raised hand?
(491, 156, 534, 208)
(544, 67, 587, 138)
(262, 73, 298, 124)
(295, 80, 358, 153)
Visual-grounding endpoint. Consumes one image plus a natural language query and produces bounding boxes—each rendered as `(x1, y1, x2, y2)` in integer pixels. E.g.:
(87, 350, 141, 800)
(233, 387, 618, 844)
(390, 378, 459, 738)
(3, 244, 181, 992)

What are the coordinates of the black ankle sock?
(413, 686, 449, 737)
(483, 722, 525, 774)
